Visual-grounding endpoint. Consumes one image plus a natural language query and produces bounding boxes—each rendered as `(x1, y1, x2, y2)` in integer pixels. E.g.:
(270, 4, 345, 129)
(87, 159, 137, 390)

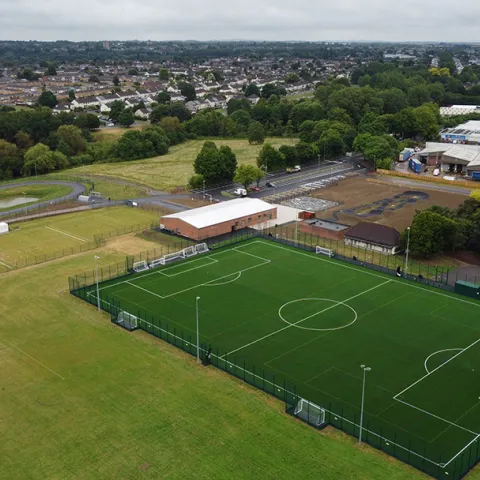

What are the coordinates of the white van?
(233, 188, 247, 197)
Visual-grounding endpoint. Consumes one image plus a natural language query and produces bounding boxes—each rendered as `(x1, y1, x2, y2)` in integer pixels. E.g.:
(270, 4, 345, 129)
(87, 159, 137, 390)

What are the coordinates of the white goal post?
(195, 242, 209, 254)
(294, 398, 326, 426)
(150, 250, 185, 268)
(133, 260, 149, 272)
(183, 245, 197, 257)
(116, 311, 139, 330)
(316, 246, 335, 258)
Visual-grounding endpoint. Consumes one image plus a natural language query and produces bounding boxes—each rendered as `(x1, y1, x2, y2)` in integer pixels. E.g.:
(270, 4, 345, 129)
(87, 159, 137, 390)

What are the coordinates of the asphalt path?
(0, 180, 88, 218)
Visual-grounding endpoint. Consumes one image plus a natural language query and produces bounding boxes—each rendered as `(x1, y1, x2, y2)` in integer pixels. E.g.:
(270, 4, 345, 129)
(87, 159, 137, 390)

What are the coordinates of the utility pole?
(196, 296, 201, 364)
(404, 227, 411, 275)
(94, 255, 101, 311)
(359, 364, 371, 444)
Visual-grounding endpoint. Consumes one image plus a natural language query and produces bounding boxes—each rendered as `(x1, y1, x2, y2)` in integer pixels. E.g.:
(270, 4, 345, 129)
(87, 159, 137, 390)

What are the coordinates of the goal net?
(150, 250, 185, 268)
(294, 398, 326, 427)
(316, 246, 335, 258)
(133, 260, 149, 272)
(195, 242, 209, 254)
(183, 246, 197, 258)
(115, 311, 139, 331)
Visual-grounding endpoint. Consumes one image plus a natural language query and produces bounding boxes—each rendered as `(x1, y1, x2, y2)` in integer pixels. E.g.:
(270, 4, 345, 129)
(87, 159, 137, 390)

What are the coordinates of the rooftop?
(345, 221, 400, 247)
(162, 198, 275, 229)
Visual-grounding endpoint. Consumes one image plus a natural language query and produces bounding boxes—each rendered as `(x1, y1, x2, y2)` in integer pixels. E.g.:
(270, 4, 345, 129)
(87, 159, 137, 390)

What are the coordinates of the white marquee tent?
(0, 222, 9, 235)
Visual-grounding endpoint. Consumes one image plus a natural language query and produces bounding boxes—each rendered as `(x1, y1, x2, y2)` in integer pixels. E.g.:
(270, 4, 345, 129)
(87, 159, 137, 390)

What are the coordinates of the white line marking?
(394, 338, 480, 399)
(0, 259, 13, 269)
(0, 335, 65, 380)
(395, 398, 479, 436)
(126, 280, 165, 299)
(424, 348, 463, 374)
(159, 257, 218, 278)
(221, 279, 391, 359)
(203, 271, 242, 286)
(233, 246, 271, 263)
(442, 434, 480, 467)
(45, 226, 87, 243)
(254, 240, 480, 308)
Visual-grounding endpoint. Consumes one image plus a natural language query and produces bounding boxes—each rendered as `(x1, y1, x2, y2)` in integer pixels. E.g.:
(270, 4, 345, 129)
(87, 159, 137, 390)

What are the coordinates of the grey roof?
(345, 222, 400, 247)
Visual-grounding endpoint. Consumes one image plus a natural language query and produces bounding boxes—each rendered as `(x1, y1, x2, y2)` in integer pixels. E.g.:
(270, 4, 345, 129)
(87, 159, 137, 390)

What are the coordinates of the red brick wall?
(299, 222, 349, 241)
(162, 207, 277, 240)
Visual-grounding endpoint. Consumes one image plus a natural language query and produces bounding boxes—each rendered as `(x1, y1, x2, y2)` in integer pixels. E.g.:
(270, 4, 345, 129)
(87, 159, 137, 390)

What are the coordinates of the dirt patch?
(312, 177, 467, 231)
(106, 233, 161, 255)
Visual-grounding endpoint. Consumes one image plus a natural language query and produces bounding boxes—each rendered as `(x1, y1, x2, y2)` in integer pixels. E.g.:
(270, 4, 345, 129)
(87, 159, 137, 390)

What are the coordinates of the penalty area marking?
(203, 271, 242, 286)
(424, 348, 463, 374)
(278, 298, 357, 331)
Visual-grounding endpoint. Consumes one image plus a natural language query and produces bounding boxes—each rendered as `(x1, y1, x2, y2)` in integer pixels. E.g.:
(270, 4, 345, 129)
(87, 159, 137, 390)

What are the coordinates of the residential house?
(344, 222, 401, 255)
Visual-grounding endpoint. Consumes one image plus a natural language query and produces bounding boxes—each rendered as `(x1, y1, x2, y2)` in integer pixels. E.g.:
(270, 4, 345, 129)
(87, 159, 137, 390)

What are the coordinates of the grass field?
(68, 138, 298, 191)
(77, 239, 480, 478)
(92, 125, 142, 142)
(0, 184, 73, 212)
(0, 242, 434, 480)
(0, 206, 161, 270)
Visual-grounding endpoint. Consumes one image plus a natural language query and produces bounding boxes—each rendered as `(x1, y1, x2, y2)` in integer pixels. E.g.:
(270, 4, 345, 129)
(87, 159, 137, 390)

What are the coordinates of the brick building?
(299, 219, 350, 241)
(161, 198, 277, 241)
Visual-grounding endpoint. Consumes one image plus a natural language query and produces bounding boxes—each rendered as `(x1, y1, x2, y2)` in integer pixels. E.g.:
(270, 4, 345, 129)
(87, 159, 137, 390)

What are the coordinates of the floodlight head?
(196, 296, 201, 300)
(94, 255, 100, 260)
(360, 364, 365, 368)
(366, 367, 372, 372)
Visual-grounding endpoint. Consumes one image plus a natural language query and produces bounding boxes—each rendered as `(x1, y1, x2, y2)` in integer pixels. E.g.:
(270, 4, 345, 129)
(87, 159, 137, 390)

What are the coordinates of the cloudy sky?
(1, 0, 479, 42)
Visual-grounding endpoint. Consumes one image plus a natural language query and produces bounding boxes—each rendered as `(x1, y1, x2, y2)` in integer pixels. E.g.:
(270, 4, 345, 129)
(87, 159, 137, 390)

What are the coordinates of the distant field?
(68, 138, 298, 191)
(0, 184, 73, 212)
(0, 236, 434, 480)
(0, 206, 161, 270)
(92, 125, 142, 142)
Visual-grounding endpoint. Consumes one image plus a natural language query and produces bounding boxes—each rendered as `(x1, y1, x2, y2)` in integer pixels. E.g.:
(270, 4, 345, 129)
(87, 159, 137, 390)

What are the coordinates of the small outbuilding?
(0, 222, 9, 235)
(344, 221, 401, 255)
(161, 198, 277, 240)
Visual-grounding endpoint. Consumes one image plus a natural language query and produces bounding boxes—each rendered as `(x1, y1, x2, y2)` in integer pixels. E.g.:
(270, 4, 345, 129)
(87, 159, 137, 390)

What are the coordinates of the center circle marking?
(278, 298, 357, 331)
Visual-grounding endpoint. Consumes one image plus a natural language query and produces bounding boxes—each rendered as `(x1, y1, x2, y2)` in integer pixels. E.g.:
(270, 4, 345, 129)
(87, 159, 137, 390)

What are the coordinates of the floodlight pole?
(203, 180, 206, 199)
(196, 296, 201, 364)
(317, 154, 320, 171)
(295, 217, 299, 245)
(405, 227, 411, 275)
(94, 255, 101, 311)
(358, 364, 371, 444)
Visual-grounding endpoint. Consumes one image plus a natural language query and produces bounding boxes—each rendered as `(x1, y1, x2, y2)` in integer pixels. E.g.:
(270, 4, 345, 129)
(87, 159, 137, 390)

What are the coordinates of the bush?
(189, 174, 205, 189)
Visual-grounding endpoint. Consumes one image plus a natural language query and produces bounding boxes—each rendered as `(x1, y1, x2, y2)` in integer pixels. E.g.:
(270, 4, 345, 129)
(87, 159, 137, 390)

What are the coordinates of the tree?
(279, 145, 298, 166)
(113, 75, 120, 86)
(257, 143, 285, 172)
(158, 117, 186, 145)
(295, 142, 319, 163)
(234, 164, 259, 190)
(56, 125, 86, 156)
(68, 89, 76, 101)
(193, 141, 237, 185)
(128, 68, 139, 76)
(116, 129, 169, 161)
(159, 68, 170, 80)
(404, 211, 457, 258)
(358, 112, 388, 136)
(157, 91, 171, 104)
(261, 83, 286, 99)
(290, 101, 325, 129)
(88, 75, 100, 83)
(248, 121, 265, 145)
(0, 140, 20, 179)
(75, 113, 100, 130)
(244, 84, 260, 97)
(378, 88, 407, 114)
(178, 82, 196, 101)
(45, 64, 57, 76)
(227, 98, 250, 115)
(119, 109, 135, 127)
(407, 85, 430, 107)
(230, 109, 251, 135)
(37, 91, 57, 108)
(470, 190, 480, 202)
(109, 100, 125, 123)
(166, 102, 191, 122)
(23, 143, 68, 175)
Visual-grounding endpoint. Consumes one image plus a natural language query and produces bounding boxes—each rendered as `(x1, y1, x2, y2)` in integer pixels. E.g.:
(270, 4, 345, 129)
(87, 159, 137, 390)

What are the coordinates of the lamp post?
(196, 296, 201, 364)
(317, 154, 321, 171)
(94, 255, 101, 311)
(203, 180, 206, 199)
(359, 364, 371, 444)
(405, 226, 411, 276)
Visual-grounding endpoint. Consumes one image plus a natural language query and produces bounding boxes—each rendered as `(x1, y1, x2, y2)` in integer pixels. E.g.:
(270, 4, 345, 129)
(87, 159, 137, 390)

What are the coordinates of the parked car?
(250, 186, 260, 192)
(433, 168, 440, 177)
(266, 182, 276, 188)
(286, 165, 301, 173)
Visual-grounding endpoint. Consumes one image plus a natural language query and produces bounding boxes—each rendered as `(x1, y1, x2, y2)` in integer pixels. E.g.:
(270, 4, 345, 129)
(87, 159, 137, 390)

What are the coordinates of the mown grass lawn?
(0, 239, 439, 480)
(0, 206, 162, 269)
(68, 138, 298, 191)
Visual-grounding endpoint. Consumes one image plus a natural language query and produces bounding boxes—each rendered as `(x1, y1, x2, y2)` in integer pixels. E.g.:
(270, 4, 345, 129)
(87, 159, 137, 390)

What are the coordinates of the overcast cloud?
(0, 0, 479, 42)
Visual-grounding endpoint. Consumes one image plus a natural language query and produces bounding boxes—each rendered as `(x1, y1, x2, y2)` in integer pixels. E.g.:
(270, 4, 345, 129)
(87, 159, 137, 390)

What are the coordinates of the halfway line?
(221, 279, 391, 359)
(45, 226, 87, 243)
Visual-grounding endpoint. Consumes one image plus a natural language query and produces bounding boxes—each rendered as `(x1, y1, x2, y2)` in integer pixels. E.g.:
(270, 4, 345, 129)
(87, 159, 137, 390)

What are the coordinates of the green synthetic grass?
(0, 247, 431, 480)
(0, 206, 161, 270)
(0, 184, 73, 212)
(79, 239, 480, 479)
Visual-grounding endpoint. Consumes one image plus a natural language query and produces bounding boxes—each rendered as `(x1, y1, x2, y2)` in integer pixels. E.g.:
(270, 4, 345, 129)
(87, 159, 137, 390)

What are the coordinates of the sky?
(1, 0, 480, 42)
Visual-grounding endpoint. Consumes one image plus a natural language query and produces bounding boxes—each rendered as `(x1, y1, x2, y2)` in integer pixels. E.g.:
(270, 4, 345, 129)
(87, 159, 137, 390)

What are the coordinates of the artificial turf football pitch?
(80, 239, 480, 477)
